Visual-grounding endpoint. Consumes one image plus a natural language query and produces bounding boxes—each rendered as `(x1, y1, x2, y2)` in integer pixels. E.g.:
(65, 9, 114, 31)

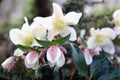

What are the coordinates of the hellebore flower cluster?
(1, 3, 120, 80)
(1, 3, 82, 71)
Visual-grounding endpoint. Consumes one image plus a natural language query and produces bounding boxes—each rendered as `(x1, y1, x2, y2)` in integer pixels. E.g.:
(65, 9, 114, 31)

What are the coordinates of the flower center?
(23, 34, 34, 46)
(95, 34, 105, 43)
(53, 19, 65, 31)
(115, 19, 120, 26)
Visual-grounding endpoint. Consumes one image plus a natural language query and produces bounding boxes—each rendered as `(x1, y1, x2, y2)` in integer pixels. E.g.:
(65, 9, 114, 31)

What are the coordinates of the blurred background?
(0, 0, 120, 79)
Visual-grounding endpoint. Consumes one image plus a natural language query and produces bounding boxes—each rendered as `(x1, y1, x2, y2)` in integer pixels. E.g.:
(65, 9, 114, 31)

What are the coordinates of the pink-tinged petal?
(9, 29, 23, 45)
(30, 22, 47, 40)
(61, 26, 77, 41)
(47, 46, 61, 63)
(34, 16, 52, 30)
(87, 37, 96, 49)
(102, 40, 115, 54)
(83, 49, 93, 65)
(65, 12, 82, 25)
(25, 51, 39, 69)
(47, 29, 59, 41)
(56, 52, 65, 67)
(90, 49, 100, 55)
(1, 56, 16, 69)
(100, 28, 116, 40)
(52, 3, 64, 19)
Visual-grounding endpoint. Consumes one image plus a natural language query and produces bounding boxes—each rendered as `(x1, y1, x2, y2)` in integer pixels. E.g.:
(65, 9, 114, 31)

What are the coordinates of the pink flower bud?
(1, 56, 16, 71)
(25, 51, 39, 70)
(47, 46, 65, 67)
(60, 46, 67, 54)
(83, 49, 93, 65)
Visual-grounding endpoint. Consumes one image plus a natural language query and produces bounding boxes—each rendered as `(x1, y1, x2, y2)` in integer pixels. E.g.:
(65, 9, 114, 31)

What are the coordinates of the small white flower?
(34, 3, 82, 41)
(9, 17, 46, 47)
(87, 28, 116, 54)
(1, 56, 16, 69)
(25, 51, 39, 70)
(47, 46, 65, 67)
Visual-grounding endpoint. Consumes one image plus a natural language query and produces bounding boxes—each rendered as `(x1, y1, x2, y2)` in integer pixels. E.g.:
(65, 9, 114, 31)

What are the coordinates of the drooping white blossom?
(47, 46, 65, 67)
(9, 17, 46, 47)
(25, 51, 39, 70)
(34, 3, 82, 41)
(87, 28, 116, 54)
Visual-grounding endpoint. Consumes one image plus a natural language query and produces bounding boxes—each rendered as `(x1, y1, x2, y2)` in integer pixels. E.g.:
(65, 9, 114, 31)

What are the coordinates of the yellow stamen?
(23, 34, 34, 46)
(95, 34, 105, 43)
(53, 19, 65, 31)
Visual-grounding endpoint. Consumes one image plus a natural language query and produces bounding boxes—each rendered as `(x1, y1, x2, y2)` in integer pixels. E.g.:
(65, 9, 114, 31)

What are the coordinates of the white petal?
(30, 22, 47, 40)
(9, 29, 23, 45)
(113, 27, 120, 35)
(87, 37, 96, 49)
(100, 28, 116, 39)
(47, 29, 59, 41)
(52, 3, 64, 19)
(61, 27, 77, 41)
(95, 46, 102, 51)
(34, 16, 52, 30)
(56, 53, 65, 67)
(80, 29, 86, 38)
(113, 9, 120, 19)
(47, 46, 61, 63)
(83, 49, 93, 65)
(31, 61, 39, 70)
(21, 17, 31, 35)
(90, 28, 99, 36)
(102, 40, 115, 54)
(65, 12, 82, 25)
(14, 48, 23, 57)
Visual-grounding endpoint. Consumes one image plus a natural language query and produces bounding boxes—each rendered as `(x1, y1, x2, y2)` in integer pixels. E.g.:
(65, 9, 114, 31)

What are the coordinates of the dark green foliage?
(70, 43, 88, 78)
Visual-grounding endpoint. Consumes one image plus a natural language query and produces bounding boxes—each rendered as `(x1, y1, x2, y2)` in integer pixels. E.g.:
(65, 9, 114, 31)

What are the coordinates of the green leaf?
(35, 39, 52, 48)
(98, 67, 120, 80)
(70, 43, 88, 78)
(53, 34, 70, 46)
(90, 52, 112, 79)
(16, 44, 33, 51)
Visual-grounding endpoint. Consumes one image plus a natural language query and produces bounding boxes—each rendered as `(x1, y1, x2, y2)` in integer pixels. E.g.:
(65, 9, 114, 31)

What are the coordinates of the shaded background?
(0, 0, 120, 79)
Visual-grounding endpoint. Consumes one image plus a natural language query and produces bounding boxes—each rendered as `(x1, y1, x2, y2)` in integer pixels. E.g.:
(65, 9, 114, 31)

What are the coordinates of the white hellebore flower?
(9, 17, 46, 47)
(25, 51, 39, 70)
(87, 28, 116, 54)
(1, 56, 16, 70)
(113, 9, 120, 35)
(47, 46, 65, 67)
(34, 3, 82, 41)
